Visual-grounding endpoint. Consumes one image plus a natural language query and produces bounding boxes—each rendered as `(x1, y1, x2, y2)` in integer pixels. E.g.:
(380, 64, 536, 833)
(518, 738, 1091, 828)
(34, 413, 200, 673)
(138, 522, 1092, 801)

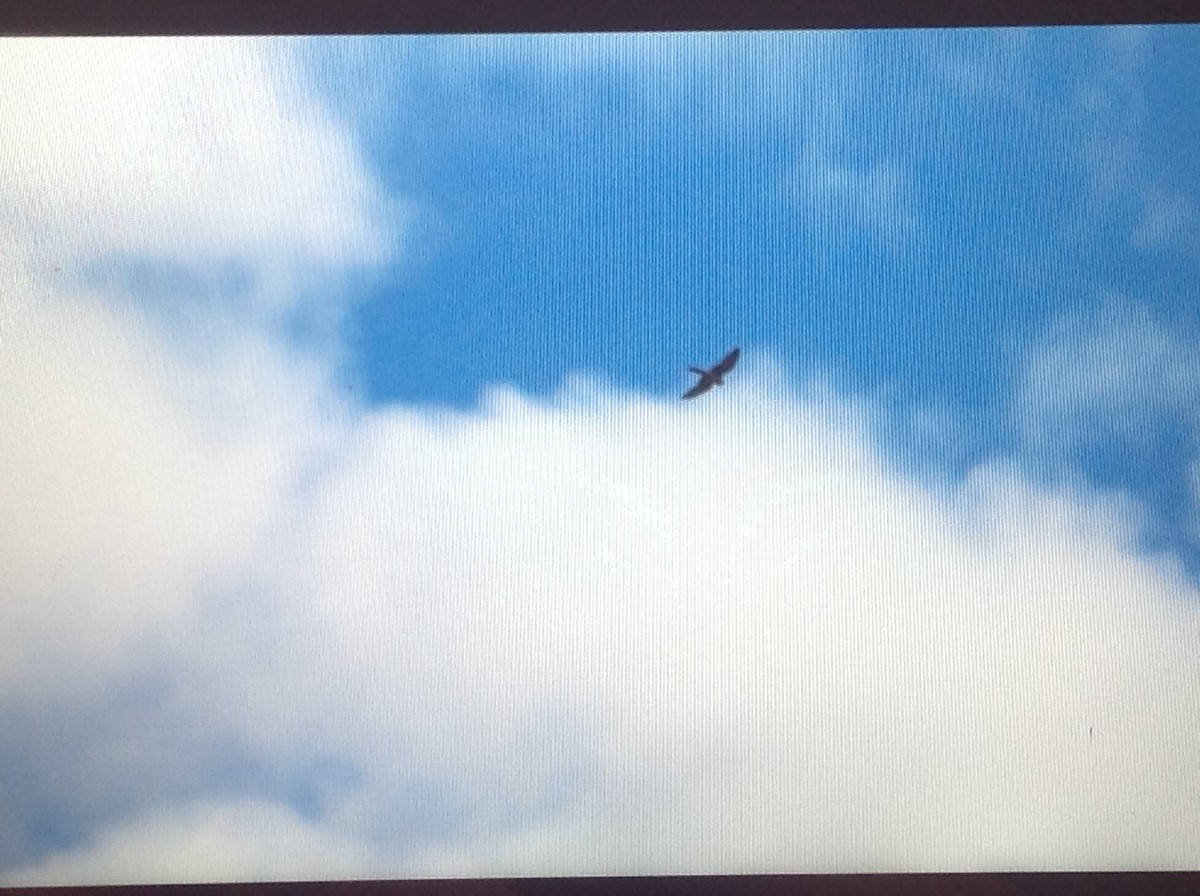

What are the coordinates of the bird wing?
(682, 379, 714, 400)
(712, 347, 740, 376)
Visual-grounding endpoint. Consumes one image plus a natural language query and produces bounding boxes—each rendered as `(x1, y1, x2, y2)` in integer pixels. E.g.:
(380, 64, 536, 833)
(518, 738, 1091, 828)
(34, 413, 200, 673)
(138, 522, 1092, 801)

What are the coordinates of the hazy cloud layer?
(792, 150, 923, 250)
(1016, 299, 1200, 450)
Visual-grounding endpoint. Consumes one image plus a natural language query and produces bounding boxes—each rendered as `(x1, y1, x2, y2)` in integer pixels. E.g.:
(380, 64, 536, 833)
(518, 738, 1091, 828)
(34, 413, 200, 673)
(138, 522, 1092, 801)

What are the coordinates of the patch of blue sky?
(320, 33, 1037, 406)
(313, 33, 842, 407)
(298, 27, 1200, 565)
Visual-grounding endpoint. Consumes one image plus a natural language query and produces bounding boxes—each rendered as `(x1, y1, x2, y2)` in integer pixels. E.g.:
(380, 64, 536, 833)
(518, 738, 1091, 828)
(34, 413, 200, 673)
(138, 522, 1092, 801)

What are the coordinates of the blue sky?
(322, 28, 1200, 561)
(2, 29, 1200, 882)
(327, 32, 1192, 430)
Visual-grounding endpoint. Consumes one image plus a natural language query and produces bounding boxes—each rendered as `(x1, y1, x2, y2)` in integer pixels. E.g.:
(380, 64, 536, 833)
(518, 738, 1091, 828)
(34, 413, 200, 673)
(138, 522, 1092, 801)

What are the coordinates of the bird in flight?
(682, 347, 740, 400)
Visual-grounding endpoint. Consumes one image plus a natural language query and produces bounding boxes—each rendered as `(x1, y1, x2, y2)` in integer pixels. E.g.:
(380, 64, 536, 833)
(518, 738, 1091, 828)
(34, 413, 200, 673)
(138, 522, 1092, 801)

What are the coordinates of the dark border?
(0, 0, 1197, 36)
(7, 872, 1200, 896)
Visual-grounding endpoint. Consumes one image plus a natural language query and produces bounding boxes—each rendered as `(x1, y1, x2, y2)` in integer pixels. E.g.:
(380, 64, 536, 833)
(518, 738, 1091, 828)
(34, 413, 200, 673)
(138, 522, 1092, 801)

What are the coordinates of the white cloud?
(0, 35, 390, 879)
(6, 292, 1200, 879)
(356, 387, 1200, 873)
(72, 368, 1188, 878)
(0, 36, 384, 702)
(0, 279, 344, 701)
(0, 38, 394, 308)
(6, 336, 1200, 880)
(0, 36, 372, 703)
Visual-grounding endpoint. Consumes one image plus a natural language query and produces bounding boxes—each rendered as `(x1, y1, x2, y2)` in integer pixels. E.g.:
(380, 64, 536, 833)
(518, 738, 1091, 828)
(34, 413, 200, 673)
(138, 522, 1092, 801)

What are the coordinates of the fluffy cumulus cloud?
(3, 36, 1200, 887)
(0, 37, 394, 315)
(7, 360, 1200, 880)
(259, 378, 1200, 876)
(0, 37, 375, 701)
(0, 37, 385, 876)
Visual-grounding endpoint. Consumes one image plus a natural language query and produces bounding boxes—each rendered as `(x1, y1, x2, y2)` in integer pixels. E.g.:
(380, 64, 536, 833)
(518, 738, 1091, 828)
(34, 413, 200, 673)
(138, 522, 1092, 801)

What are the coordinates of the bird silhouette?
(682, 347, 740, 400)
